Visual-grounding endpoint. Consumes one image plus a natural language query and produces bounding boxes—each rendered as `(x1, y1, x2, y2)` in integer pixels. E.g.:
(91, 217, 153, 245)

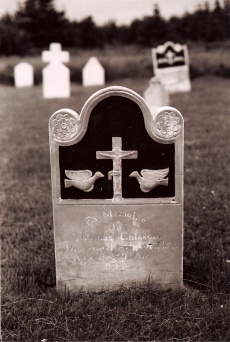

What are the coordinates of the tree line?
(0, 0, 229, 55)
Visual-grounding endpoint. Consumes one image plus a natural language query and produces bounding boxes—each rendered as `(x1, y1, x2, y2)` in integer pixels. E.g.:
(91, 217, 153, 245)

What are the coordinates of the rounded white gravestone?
(14, 62, 34, 88)
(82, 57, 105, 87)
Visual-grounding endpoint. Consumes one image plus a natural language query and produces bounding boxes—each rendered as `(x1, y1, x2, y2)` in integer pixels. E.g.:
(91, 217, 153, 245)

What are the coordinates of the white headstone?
(143, 77, 169, 114)
(82, 57, 105, 87)
(152, 42, 191, 94)
(42, 43, 70, 98)
(14, 62, 34, 88)
(49, 86, 184, 293)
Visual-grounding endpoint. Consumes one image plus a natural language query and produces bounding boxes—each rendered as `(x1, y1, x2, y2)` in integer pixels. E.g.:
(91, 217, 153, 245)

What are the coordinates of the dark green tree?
(206, 0, 226, 41)
(101, 21, 118, 44)
(0, 14, 30, 55)
(15, 0, 72, 48)
(77, 16, 104, 49)
(137, 4, 167, 46)
(223, 0, 230, 38)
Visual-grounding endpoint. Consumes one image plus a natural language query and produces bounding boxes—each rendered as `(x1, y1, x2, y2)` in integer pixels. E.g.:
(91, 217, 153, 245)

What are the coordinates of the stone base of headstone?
(143, 77, 169, 114)
(155, 66, 191, 94)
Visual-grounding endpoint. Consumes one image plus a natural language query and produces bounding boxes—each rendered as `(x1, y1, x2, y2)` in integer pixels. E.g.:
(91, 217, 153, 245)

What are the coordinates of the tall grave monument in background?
(49, 86, 184, 292)
(42, 43, 70, 98)
(152, 41, 191, 93)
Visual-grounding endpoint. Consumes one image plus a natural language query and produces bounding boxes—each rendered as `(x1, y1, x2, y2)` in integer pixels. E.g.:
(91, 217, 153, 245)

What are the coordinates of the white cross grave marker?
(42, 43, 70, 98)
(42, 43, 69, 64)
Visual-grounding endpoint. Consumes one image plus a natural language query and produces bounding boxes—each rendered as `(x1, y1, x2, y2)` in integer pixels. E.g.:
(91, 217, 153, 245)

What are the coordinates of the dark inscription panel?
(156, 46, 186, 69)
(59, 96, 175, 199)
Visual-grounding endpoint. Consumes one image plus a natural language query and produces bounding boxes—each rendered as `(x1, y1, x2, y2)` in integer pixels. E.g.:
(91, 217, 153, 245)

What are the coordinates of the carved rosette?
(154, 111, 182, 139)
(51, 113, 78, 141)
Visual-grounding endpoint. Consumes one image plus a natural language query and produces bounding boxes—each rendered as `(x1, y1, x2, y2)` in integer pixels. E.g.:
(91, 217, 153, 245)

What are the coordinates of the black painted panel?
(59, 96, 175, 199)
(156, 46, 186, 69)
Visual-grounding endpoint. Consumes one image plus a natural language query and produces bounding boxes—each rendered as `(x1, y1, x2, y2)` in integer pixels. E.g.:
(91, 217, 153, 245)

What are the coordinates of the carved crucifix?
(96, 137, 137, 202)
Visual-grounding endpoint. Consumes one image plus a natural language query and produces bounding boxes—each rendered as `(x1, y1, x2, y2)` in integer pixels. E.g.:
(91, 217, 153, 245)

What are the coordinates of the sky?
(1, 0, 218, 25)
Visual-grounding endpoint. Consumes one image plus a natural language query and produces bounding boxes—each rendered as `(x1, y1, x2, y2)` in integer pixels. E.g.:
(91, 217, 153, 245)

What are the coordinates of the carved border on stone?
(49, 86, 183, 204)
(50, 110, 80, 142)
(152, 41, 190, 71)
(49, 87, 183, 145)
(152, 107, 183, 143)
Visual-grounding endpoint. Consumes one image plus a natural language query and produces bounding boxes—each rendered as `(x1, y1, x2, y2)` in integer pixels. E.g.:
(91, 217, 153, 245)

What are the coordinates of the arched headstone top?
(49, 86, 183, 145)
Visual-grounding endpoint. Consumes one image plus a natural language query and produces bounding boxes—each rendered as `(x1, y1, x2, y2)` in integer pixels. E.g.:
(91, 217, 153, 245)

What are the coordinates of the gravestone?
(14, 62, 34, 88)
(49, 86, 184, 292)
(42, 43, 70, 98)
(82, 57, 105, 87)
(143, 77, 169, 114)
(152, 41, 191, 94)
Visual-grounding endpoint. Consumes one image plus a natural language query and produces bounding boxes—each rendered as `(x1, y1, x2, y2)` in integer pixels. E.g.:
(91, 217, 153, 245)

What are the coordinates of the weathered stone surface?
(82, 57, 105, 86)
(49, 86, 184, 292)
(42, 43, 70, 98)
(143, 77, 169, 114)
(14, 62, 34, 88)
(152, 41, 191, 94)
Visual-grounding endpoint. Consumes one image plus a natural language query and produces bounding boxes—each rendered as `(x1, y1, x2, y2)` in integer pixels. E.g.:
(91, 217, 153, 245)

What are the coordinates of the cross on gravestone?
(165, 50, 175, 65)
(42, 43, 70, 98)
(96, 137, 137, 202)
(42, 43, 69, 64)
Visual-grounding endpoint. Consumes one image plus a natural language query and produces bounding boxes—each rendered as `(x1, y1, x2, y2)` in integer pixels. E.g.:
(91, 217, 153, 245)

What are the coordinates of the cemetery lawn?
(1, 75, 230, 341)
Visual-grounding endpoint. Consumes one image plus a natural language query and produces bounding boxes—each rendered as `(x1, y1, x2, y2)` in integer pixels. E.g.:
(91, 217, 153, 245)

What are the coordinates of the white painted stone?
(49, 86, 184, 292)
(143, 77, 169, 114)
(82, 57, 105, 87)
(42, 43, 69, 64)
(42, 43, 70, 98)
(14, 62, 34, 88)
(152, 41, 191, 94)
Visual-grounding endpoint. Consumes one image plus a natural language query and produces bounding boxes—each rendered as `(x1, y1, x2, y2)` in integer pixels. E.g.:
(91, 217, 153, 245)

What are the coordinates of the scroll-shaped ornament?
(51, 113, 79, 141)
(129, 168, 169, 192)
(64, 170, 104, 192)
(155, 111, 182, 139)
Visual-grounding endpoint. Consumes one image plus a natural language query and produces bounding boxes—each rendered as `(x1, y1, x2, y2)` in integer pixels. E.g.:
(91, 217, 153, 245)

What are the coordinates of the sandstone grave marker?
(152, 41, 191, 93)
(42, 43, 70, 98)
(82, 57, 105, 87)
(49, 86, 184, 292)
(143, 77, 169, 114)
(14, 62, 34, 88)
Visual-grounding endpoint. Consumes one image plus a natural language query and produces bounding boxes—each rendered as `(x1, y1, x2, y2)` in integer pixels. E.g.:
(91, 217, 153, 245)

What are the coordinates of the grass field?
(1, 73, 230, 341)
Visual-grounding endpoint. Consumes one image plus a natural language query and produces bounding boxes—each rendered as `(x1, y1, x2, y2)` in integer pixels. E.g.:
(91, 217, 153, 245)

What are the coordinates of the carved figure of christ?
(96, 137, 138, 202)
